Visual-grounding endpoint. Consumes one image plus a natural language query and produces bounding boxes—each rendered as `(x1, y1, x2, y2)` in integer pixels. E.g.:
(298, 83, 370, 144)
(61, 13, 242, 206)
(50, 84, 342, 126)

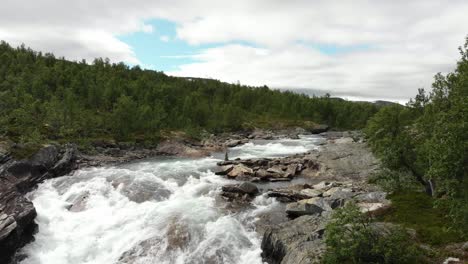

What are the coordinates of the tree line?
(0, 41, 379, 144)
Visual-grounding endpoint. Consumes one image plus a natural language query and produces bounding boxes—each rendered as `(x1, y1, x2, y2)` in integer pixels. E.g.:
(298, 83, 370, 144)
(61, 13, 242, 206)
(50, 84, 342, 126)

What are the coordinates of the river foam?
(20, 135, 322, 264)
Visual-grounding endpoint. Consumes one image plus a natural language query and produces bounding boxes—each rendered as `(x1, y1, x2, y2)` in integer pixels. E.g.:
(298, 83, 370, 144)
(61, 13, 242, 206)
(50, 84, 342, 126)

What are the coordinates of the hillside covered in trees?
(0, 41, 379, 144)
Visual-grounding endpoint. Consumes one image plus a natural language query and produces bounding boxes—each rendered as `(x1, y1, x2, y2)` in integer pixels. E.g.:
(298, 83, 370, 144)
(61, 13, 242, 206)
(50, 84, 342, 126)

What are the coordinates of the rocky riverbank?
(0, 127, 324, 263)
(215, 131, 391, 263)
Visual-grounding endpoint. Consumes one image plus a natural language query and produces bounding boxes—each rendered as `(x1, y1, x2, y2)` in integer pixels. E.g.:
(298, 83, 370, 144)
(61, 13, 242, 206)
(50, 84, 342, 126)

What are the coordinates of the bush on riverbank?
(323, 203, 425, 264)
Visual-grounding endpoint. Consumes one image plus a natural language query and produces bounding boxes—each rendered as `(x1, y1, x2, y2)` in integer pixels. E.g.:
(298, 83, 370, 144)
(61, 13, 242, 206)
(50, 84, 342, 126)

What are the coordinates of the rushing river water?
(19, 135, 323, 264)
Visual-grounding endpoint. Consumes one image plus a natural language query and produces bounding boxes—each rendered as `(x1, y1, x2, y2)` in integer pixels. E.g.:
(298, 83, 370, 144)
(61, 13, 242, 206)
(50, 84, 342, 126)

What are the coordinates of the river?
(19, 135, 323, 264)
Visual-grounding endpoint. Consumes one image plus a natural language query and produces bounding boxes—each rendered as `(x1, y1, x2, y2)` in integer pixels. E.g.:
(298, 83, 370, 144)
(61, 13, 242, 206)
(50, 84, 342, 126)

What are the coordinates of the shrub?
(323, 203, 424, 264)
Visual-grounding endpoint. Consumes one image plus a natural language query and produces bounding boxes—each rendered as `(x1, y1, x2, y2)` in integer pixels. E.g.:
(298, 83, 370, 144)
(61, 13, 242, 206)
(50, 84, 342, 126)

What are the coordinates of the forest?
(0, 41, 379, 145)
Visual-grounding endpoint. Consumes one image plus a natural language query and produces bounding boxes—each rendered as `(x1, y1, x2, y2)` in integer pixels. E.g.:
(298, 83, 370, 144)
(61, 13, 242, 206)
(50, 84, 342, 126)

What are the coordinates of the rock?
(267, 166, 284, 175)
(222, 182, 258, 196)
(238, 182, 259, 195)
(0, 185, 37, 264)
(335, 137, 354, 144)
(156, 140, 209, 158)
(214, 165, 234, 175)
(357, 202, 391, 216)
(309, 124, 329, 134)
(443, 257, 461, 264)
(261, 215, 327, 264)
(267, 190, 311, 203)
(285, 164, 299, 178)
(286, 202, 324, 217)
(51, 145, 77, 176)
(355, 191, 387, 203)
(269, 177, 291, 182)
(166, 219, 191, 250)
(227, 164, 253, 178)
(286, 197, 332, 217)
(299, 189, 322, 198)
(103, 147, 121, 156)
(225, 139, 242, 148)
(0, 213, 16, 241)
(323, 187, 353, 200)
(312, 181, 335, 191)
(0, 144, 79, 262)
(463, 242, 468, 251)
(29, 145, 59, 168)
(67, 193, 89, 212)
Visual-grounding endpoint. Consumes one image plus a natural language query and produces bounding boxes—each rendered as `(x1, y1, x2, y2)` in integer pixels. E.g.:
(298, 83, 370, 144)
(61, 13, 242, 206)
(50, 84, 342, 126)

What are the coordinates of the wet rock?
(238, 182, 259, 195)
(214, 165, 234, 175)
(0, 144, 78, 262)
(166, 220, 191, 250)
(66, 193, 89, 212)
(0, 185, 37, 264)
(262, 215, 327, 264)
(222, 182, 259, 196)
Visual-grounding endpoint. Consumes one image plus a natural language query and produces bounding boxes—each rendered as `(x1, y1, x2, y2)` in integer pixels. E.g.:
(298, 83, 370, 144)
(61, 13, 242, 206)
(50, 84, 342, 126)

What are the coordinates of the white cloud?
(0, 0, 467, 101)
(160, 35, 170, 42)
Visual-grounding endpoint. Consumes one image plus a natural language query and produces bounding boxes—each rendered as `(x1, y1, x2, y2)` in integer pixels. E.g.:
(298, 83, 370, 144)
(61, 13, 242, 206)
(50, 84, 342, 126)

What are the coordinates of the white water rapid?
(19, 135, 323, 264)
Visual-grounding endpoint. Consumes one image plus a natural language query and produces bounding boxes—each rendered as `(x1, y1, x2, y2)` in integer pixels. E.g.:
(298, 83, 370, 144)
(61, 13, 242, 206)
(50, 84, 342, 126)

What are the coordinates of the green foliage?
(0, 41, 378, 144)
(365, 37, 468, 239)
(324, 203, 424, 264)
(379, 192, 464, 245)
(368, 169, 420, 193)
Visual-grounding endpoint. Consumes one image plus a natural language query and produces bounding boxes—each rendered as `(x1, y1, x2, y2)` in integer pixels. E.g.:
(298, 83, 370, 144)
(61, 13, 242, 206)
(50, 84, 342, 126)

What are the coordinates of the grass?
(379, 191, 464, 245)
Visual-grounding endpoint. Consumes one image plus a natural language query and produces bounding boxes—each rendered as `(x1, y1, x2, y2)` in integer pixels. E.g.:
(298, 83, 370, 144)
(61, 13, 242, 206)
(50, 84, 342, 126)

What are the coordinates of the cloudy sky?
(1, 0, 467, 102)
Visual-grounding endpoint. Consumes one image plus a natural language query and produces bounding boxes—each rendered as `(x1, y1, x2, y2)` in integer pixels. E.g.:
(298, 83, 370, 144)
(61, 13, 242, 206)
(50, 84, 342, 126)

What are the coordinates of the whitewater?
(19, 135, 323, 264)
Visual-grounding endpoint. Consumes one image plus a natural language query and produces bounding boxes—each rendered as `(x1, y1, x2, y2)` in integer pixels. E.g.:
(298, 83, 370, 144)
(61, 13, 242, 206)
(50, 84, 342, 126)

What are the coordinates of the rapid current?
(19, 135, 323, 264)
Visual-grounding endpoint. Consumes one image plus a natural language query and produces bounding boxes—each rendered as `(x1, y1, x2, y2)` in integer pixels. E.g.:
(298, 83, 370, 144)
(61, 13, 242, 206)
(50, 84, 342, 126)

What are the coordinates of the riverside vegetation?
(0, 37, 467, 264)
(322, 37, 468, 263)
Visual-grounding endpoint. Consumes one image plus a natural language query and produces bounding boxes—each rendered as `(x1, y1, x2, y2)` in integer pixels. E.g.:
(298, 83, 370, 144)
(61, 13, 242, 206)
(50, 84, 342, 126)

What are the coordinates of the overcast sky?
(1, 0, 467, 102)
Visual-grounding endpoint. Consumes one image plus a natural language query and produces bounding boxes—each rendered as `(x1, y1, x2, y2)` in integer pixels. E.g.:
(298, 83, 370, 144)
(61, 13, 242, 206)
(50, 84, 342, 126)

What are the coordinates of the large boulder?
(227, 164, 253, 178)
(309, 124, 329, 134)
(0, 183, 37, 264)
(0, 144, 78, 262)
(262, 215, 327, 264)
(29, 145, 59, 169)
